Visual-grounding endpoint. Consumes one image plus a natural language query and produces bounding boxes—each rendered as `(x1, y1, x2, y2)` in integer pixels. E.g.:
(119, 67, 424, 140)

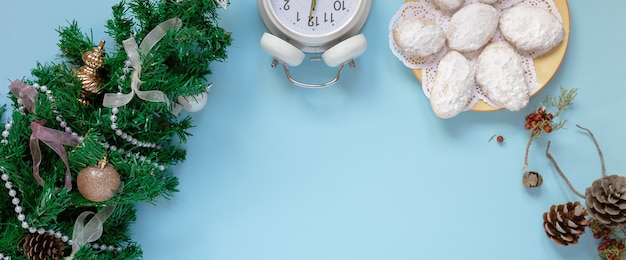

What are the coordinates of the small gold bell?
(76, 40, 106, 105)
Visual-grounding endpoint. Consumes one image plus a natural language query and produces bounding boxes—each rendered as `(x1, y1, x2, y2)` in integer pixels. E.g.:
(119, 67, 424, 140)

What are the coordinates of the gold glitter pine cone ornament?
(23, 232, 65, 260)
(585, 175, 626, 227)
(76, 40, 106, 105)
(542, 201, 589, 246)
(77, 159, 121, 202)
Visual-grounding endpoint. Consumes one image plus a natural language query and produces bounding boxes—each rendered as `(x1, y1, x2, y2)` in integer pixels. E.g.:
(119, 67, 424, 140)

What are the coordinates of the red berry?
(603, 228, 611, 235)
(496, 136, 504, 143)
(611, 239, 618, 245)
(594, 232, 603, 239)
(534, 114, 542, 122)
(546, 113, 554, 120)
(619, 243, 624, 249)
(538, 107, 546, 115)
(609, 253, 617, 260)
(524, 124, 532, 130)
(544, 125, 552, 133)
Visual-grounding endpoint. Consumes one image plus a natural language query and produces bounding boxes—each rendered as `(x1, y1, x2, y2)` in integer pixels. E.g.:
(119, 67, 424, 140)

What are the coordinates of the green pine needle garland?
(0, 0, 231, 259)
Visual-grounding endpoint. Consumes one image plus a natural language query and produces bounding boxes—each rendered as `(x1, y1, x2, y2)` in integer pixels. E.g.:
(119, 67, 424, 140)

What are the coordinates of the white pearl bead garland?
(4, 167, 120, 258)
(31, 83, 166, 172)
(1, 121, 12, 145)
(1, 162, 124, 258)
(1, 171, 30, 233)
(1, 87, 126, 258)
(106, 106, 167, 171)
(112, 59, 173, 170)
(101, 141, 167, 171)
(23, 84, 86, 144)
(109, 107, 162, 150)
(32, 83, 167, 172)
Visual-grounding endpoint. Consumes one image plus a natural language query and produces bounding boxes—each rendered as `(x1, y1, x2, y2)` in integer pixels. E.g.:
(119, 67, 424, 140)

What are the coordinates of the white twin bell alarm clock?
(258, 0, 371, 88)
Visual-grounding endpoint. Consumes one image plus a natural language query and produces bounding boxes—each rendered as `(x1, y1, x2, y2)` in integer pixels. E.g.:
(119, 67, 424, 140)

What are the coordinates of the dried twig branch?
(545, 141, 585, 198)
(523, 137, 532, 171)
(576, 124, 606, 177)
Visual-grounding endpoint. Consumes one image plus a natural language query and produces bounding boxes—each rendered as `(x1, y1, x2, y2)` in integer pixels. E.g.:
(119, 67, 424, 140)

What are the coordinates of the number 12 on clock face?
(275, 0, 355, 35)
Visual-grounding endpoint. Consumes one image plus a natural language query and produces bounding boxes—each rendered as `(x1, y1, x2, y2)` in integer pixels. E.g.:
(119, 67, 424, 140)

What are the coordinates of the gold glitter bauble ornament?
(76, 40, 106, 105)
(77, 159, 120, 202)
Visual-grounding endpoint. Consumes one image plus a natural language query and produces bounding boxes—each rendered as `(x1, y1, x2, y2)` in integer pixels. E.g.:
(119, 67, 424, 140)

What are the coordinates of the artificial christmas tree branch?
(0, 0, 231, 258)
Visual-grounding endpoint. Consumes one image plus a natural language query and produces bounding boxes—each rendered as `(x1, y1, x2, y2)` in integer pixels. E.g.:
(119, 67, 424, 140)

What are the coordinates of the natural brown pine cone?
(585, 175, 626, 226)
(543, 201, 589, 246)
(523, 171, 543, 188)
(23, 232, 65, 260)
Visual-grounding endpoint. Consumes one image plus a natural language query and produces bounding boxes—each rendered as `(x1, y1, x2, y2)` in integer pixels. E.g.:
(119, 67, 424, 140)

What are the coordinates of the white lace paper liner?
(388, 0, 562, 110)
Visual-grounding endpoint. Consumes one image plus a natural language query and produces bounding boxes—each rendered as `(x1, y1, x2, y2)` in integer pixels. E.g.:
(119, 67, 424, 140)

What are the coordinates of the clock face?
(269, 0, 360, 36)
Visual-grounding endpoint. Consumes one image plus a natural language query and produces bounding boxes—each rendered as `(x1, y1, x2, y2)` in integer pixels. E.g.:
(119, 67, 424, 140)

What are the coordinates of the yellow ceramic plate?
(408, 0, 570, 112)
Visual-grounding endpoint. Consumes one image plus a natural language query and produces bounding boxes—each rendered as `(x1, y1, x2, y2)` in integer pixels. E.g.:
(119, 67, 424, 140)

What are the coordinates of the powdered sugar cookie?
(430, 51, 474, 119)
(432, 0, 463, 11)
(446, 3, 499, 53)
(393, 17, 446, 57)
(500, 5, 564, 56)
(476, 42, 530, 111)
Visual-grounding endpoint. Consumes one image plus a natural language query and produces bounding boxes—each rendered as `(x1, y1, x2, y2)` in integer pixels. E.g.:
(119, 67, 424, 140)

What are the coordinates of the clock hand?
(309, 0, 316, 21)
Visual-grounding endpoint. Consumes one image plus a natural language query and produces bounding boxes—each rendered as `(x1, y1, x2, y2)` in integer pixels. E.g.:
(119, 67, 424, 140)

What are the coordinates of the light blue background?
(1, 1, 625, 259)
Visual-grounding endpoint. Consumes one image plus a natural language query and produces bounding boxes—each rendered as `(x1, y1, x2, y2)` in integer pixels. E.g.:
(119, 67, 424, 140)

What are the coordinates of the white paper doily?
(389, 0, 562, 111)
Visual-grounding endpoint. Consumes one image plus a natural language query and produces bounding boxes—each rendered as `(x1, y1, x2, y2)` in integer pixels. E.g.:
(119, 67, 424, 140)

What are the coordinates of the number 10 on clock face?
(273, 0, 355, 36)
